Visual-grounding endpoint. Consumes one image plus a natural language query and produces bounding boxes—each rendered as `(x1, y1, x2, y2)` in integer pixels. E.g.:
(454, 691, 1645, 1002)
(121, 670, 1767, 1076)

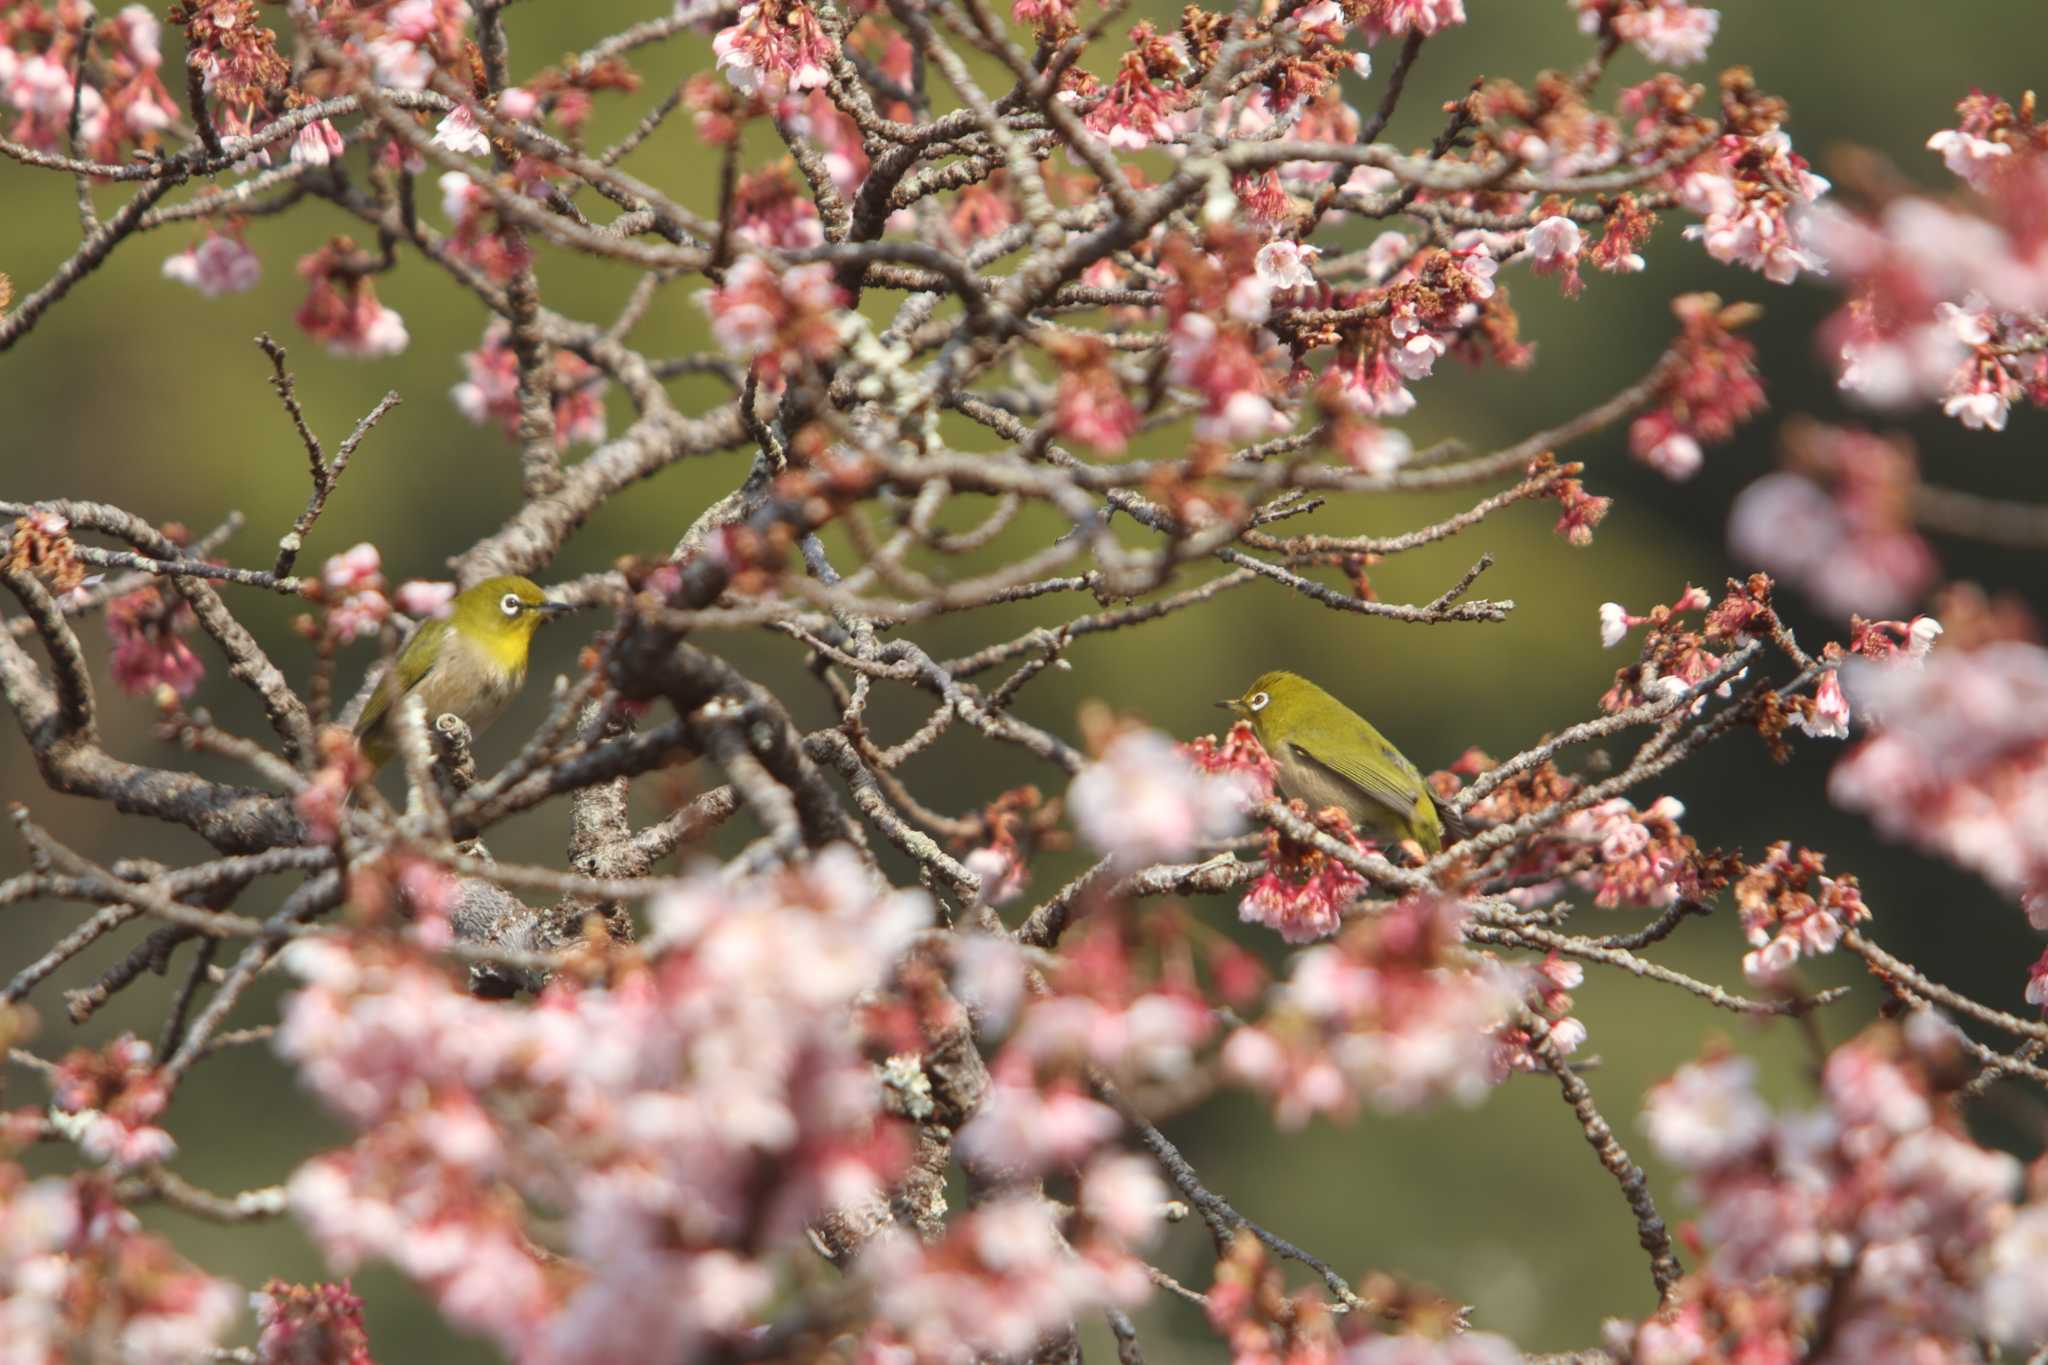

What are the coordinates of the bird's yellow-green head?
(449, 575, 568, 669)
(1218, 670, 1326, 745)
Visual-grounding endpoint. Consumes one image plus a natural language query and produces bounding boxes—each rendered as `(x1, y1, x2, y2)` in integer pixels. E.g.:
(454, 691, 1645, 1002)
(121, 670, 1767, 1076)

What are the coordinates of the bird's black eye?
(500, 593, 523, 617)
(1248, 691, 1270, 712)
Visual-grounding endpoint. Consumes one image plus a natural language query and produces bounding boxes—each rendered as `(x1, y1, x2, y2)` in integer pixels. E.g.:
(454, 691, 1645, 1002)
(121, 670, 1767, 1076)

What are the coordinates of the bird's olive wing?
(1288, 738, 1426, 823)
(353, 618, 449, 741)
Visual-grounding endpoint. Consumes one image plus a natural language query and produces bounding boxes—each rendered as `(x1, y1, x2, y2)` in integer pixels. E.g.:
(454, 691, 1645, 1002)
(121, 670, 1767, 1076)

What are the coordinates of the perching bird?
(1219, 669, 1467, 855)
(353, 575, 569, 772)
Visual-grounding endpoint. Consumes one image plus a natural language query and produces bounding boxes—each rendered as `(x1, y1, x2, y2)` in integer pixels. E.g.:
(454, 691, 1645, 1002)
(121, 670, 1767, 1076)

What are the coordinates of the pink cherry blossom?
(1083, 36, 1186, 150)
(161, 231, 262, 297)
(1178, 721, 1278, 805)
(1238, 807, 1374, 944)
(1254, 240, 1320, 293)
(1795, 667, 1852, 739)
(1734, 842, 1869, 981)
(290, 118, 345, 166)
(326, 591, 389, 645)
(360, 0, 469, 91)
(277, 847, 927, 1361)
(1831, 642, 2048, 908)
(0, 1168, 240, 1362)
(1357, 0, 1467, 43)
(1526, 214, 1585, 295)
(106, 584, 204, 697)
(955, 1073, 1121, 1173)
(1613, 0, 1719, 67)
(861, 1195, 1150, 1362)
(1168, 313, 1285, 440)
(1622, 294, 1766, 481)
(1622, 1030, 2042, 1358)
(451, 320, 609, 449)
(48, 1034, 178, 1171)
(699, 256, 846, 387)
(713, 0, 836, 98)
(1227, 896, 1526, 1123)
(1679, 132, 1828, 284)
(1599, 601, 1634, 648)
(1728, 463, 1937, 622)
(431, 105, 488, 156)
(393, 580, 457, 619)
(1079, 1153, 1169, 1246)
(1982, 1205, 2048, 1344)
(296, 242, 410, 358)
(321, 544, 384, 595)
(296, 731, 371, 845)
(254, 1280, 376, 1365)
(1069, 728, 1246, 866)
(1927, 126, 2012, 192)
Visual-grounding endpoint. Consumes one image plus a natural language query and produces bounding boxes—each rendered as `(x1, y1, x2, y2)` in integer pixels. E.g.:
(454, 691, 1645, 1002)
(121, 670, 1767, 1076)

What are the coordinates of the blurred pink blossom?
(162, 232, 262, 297)
(1069, 729, 1246, 866)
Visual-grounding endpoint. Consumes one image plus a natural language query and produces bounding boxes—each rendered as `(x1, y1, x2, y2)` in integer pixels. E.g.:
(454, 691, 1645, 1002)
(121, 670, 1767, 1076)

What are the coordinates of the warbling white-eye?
(353, 575, 569, 771)
(1219, 670, 1468, 855)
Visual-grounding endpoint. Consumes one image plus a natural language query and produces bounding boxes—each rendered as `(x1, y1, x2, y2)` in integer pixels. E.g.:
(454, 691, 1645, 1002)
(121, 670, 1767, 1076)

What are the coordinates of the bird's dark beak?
(534, 600, 574, 618)
(1215, 699, 1240, 712)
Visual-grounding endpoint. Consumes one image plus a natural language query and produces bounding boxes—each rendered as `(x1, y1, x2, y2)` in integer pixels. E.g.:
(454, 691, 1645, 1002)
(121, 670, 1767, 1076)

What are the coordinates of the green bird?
(1219, 669, 1468, 855)
(353, 576, 569, 772)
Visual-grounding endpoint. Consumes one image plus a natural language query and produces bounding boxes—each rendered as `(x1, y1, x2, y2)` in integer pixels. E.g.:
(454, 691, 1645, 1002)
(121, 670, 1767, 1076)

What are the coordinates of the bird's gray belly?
(1273, 746, 1402, 839)
(414, 656, 522, 737)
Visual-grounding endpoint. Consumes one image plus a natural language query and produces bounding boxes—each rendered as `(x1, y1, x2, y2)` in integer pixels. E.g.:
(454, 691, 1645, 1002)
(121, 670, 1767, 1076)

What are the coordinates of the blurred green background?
(4, 1, 2048, 1357)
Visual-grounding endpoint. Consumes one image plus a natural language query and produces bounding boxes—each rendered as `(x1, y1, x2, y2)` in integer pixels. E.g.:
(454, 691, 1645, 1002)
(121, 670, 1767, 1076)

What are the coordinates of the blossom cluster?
(276, 847, 927, 1362)
(1, 1, 177, 160)
(1618, 1027, 2048, 1360)
(1819, 91, 2048, 431)
(712, 0, 835, 101)
(436, 171, 541, 285)
(1577, 0, 1721, 68)
(1597, 578, 1771, 714)
(1316, 244, 1514, 423)
(1237, 803, 1373, 944)
(1070, 726, 1249, 868)
(1625, 294, 1767, 481)
(173, 0, 277, 127)
(451, 321, 609, 450)
(1731, 841, 1869, 982)
(105, 581, 204, 698)
(1726, 420, 1935, 621)
(294, 238, 409, 360)
(700, 255, 848, 392)
(309, 541, 391, 645)
(44, 1033, 176, 1170)
(1830, 640, 2048, 917)
(849, 914, 1227, 1360)
(1458, 745, 1719, 913)
(162, 229, 263, 297)
(856, 1173, 1162, 1362)
(253, 1279, 377, 1365)
(0, 1163, 239, 1362)
(1223, 894, 1530, 1125)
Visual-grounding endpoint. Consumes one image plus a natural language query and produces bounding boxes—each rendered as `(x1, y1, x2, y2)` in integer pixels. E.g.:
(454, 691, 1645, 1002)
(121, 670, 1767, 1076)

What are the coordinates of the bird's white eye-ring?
(1248, 691, 1270, 712)
(500, 592, 523, 617)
